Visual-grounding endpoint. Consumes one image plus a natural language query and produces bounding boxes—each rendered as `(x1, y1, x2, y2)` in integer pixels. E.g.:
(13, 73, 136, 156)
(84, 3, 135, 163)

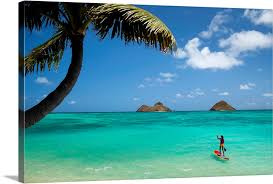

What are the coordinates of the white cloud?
(248, 83, 256, 87)
(181, 38, 243, 70)
(157, 77, 173, 83)
(187, 94, 195, 98)
(262, 93, 273, 97)
(194, 88, 205, 96)
(144, 77, 152, 82)
(195, 91, 205, 96)
(157, 72, 176, 84)
(68, 100, 76, 105)
(139, 73, 176, 88)
(176, 93, 183, 98)
(240, 84, 251, 90)
(159, 72, 176, 78)
(173, 48, 187, 59)
(35, 77, 51, 85)
(219, 30, 272, 56)
(218, 92, 229, 96)
(42, 94, 47, 98)
(174, 10, 271, 72)
(212, 88, 219, 92)
(240, 82, 256, 90)
(176, 64, 187, 70)
(257, 68, 263, 72)
(133, 97, 140, 101)
(199, 10, 231, 39)
(137, 84, 145, 88)
(184, 88, 206, 98)
(243, 9, 273, 26)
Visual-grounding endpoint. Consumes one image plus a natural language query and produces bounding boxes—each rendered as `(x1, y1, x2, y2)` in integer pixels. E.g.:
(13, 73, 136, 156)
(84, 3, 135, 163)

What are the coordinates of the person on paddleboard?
(217, 135, 225, 156)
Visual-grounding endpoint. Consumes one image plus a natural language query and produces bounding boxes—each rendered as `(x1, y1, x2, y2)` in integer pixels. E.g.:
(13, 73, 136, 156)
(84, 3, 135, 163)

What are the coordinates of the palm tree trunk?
(24, 35, 84, 128)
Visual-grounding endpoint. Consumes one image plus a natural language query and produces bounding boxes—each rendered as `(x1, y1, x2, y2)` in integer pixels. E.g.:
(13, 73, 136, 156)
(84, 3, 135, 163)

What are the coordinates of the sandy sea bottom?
(24, 111, 272, 182)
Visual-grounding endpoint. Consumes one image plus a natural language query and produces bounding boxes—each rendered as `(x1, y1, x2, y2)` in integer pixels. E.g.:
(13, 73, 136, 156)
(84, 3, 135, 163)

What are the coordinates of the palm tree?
(20, 2, 176, 128)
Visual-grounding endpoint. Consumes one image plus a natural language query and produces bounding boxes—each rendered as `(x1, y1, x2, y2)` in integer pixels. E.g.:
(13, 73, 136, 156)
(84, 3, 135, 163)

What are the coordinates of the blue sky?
(24, 5, 272, 112)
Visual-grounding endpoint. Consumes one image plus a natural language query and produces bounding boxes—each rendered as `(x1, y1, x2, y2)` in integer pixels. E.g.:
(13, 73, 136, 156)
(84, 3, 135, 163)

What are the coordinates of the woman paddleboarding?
(217, 135, 225, 156)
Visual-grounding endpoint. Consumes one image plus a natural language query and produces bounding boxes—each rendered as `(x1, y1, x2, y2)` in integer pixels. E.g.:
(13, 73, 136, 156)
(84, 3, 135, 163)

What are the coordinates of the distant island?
(210, 100, 236, 111)
(137, 102, 172, 112)
(137, 101, 235, 112)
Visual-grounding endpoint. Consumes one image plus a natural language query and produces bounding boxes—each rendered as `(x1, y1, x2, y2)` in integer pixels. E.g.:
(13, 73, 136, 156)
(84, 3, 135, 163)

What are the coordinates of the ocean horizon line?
(51, 109, 273, 114)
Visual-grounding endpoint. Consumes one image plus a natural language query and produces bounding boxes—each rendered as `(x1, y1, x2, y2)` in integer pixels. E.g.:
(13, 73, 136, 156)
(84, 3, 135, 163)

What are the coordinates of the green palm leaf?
(23, 1, 63, 32)
(90, 4, 177, 52)
(24, 30, 68, 74)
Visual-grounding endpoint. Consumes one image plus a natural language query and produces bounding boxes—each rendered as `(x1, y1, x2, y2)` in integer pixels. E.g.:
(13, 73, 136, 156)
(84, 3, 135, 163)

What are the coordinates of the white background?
(0, 0, 272, 183)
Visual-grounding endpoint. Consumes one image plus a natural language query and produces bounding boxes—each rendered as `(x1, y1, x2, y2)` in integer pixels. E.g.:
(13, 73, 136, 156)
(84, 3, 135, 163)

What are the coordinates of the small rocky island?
(210, 100, 236, 111)
(137, 102, 172, 112)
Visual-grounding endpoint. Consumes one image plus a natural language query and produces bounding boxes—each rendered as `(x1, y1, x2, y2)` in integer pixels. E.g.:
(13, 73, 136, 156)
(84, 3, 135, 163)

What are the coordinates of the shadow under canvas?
(5, 175, 19, 182)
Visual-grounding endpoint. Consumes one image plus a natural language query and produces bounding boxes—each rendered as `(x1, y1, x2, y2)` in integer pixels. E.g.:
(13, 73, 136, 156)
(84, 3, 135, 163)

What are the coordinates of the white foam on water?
(85, 166, 112, 173)
(183, 168, 192, 172)
(144, 171, 152, 175)
(85, 167, 94, 171)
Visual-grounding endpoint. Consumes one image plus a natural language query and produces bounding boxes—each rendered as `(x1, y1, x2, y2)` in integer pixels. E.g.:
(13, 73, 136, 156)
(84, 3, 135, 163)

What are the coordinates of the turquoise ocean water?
(25, 110, 272, 182)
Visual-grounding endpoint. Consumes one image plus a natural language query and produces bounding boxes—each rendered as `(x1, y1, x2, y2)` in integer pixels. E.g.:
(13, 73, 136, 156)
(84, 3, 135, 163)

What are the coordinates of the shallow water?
(24, 110, 272, 182)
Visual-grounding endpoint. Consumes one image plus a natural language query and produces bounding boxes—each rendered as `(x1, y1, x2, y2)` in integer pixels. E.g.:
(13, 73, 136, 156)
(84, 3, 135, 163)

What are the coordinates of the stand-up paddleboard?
(213, 150, 229, 160)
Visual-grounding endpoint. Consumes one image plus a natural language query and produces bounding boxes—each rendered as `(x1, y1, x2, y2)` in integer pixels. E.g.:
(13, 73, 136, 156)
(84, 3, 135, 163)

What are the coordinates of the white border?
(0, 0, 272, 184)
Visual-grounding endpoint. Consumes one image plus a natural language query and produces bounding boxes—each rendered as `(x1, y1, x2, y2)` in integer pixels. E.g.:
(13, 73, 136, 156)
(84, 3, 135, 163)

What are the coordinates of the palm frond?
(22, 1, 65, 32)
(90, 4, 177, 52)
(25, 30, 68, 74)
